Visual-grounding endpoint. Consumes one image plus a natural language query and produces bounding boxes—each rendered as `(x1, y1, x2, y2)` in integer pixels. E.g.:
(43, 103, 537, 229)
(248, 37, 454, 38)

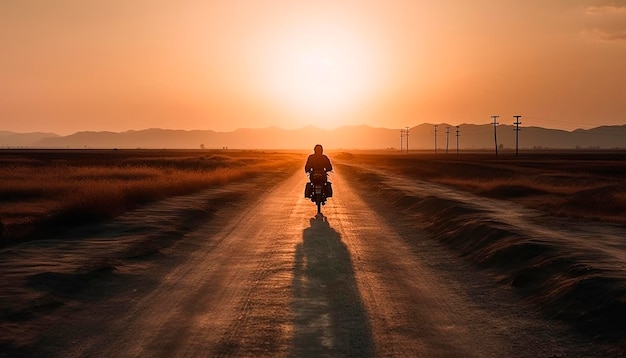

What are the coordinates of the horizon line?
(4, 122, 625, 137)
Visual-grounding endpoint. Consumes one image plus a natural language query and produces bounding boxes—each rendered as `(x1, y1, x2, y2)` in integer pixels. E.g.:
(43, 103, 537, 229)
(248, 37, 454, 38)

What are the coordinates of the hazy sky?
(1, 0, 625, 134)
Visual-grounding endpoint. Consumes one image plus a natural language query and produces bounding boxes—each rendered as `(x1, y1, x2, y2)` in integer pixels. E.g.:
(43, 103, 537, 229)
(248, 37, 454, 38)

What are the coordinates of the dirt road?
(1, 166, 602, 357)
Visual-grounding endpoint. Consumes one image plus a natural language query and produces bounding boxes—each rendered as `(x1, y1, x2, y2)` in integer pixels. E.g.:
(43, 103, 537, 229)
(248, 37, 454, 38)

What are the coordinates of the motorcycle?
(305, 170, 333, 214)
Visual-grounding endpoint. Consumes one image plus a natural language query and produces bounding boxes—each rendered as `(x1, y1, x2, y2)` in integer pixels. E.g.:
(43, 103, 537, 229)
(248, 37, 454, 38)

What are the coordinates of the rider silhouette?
(304, 144, 333, 200)
(304, 144, 333, 177)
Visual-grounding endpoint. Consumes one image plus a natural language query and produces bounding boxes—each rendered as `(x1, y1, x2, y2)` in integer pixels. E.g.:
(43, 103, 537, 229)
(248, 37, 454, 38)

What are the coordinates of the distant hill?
(411, 124, 626, 151)
(0, 125, 624, 149)
(0, 131, 60, 147)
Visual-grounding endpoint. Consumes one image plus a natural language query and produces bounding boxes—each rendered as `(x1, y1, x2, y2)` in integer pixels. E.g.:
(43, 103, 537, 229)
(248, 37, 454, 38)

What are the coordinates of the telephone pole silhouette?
(434, 125, 438, 154)
(445, 126, 450, 154)
(400, 129, 404, 153)
(405, 127, 410, 154)
(491, 115, 500, 156)
(513, 115, 522, 156)
(455, 126, 460, 154)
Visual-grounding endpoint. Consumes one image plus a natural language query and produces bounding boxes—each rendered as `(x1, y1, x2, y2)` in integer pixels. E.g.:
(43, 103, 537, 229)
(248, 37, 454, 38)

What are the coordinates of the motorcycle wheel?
(314, 193, 322, 214)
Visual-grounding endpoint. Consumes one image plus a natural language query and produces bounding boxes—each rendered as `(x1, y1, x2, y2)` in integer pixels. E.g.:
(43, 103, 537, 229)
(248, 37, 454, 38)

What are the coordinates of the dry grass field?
(0, 149, 301, 245)
(336, 150, 626, 351)
(2, 149, 622, 246)
(342, 151, 625, 225)
(0, 149, 625, 355)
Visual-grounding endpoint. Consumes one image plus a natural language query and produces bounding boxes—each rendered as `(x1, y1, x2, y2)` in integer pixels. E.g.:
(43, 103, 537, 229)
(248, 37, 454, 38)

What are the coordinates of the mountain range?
(1, 124, 624, 150)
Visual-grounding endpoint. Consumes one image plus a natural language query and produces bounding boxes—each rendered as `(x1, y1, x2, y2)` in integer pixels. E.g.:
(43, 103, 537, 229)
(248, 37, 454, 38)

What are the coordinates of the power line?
(491, 115, 499, 156)
(443, 123, 624, 137)
(405, 127, 410, 154)
(514, 115, 522, 156)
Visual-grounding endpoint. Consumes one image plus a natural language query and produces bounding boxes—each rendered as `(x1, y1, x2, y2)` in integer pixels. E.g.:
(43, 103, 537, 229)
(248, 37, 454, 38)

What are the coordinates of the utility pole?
(455, 126, 460, 155)
(405, 127, 409, 154)
(445, 127, 450, 154)
(434, 124, 438, 154)
(513, 115, 522, 156)
(491, 115, 499, 156)
(400, 129, 404, 153)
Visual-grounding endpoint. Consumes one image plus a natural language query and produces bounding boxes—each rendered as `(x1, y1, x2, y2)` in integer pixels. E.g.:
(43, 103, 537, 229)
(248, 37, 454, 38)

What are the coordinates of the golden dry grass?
(345, 152, 626, 225)
(340, 156, 626, 350)
(0, 150, 301, 243)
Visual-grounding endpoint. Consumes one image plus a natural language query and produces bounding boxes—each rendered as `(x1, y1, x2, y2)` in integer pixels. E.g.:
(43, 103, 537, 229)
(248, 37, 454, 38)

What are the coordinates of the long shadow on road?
(291, 214, 374, 357)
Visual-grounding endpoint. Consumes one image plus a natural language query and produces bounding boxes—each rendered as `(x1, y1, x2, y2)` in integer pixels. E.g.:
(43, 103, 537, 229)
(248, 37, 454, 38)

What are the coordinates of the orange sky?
(1, 0, 625, 134)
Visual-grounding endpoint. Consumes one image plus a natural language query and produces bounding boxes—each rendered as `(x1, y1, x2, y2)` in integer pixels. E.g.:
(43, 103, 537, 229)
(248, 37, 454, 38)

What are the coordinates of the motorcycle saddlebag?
(304, 182, 313, 198)
(324, 182, 333, 198)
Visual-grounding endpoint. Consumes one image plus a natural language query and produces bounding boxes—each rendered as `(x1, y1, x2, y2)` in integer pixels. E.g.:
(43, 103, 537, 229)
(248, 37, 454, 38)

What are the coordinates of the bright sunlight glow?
(260, 23, 383, 127)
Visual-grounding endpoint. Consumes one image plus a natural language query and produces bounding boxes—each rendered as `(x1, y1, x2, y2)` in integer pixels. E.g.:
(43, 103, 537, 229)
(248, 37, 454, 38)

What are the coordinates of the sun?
(259, 23, 382, 128)
(291, 51, 346, 110)
(307, 57, 337, 99)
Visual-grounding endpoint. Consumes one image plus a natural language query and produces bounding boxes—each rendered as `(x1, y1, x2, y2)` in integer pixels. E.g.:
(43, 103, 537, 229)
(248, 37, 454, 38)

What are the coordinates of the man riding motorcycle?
(304, 144, 333, 201)
(305, 144, 333, 175)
